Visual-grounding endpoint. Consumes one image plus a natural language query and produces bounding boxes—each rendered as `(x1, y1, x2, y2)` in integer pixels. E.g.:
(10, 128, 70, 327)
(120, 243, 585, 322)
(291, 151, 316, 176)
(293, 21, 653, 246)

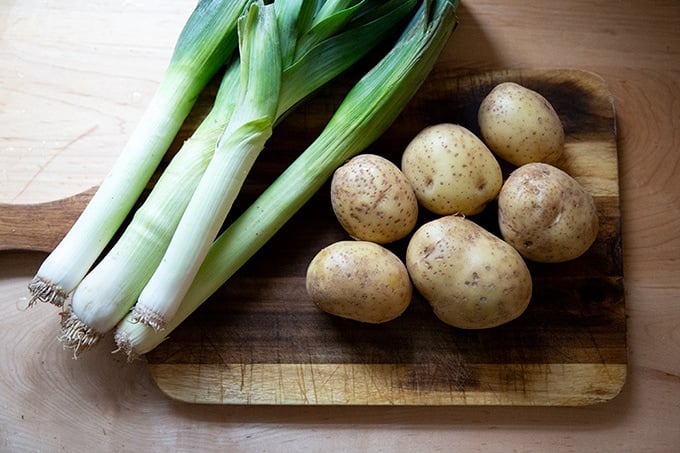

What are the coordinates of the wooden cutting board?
(0, 68, 626, 405)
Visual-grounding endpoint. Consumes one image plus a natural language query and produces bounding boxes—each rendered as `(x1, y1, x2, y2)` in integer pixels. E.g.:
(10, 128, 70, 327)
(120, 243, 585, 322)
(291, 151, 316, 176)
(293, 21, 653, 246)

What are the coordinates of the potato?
(401, 123, 503, 216)
(405, 215, 532, 329)
(331, 154, 418, 243)
(478, 82, 565, 166)
(306, 241, 412, 323)
(498, 162, 599, 263)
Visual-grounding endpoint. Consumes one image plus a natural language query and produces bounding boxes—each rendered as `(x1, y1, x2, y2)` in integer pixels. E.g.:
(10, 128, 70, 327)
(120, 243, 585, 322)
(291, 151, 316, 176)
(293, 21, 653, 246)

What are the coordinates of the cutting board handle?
(0, 187, 95, 253)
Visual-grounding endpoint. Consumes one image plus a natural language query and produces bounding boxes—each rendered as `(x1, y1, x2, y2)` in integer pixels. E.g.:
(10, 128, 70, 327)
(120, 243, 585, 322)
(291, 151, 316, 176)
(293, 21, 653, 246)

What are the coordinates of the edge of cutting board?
(145, 68, 627, 406)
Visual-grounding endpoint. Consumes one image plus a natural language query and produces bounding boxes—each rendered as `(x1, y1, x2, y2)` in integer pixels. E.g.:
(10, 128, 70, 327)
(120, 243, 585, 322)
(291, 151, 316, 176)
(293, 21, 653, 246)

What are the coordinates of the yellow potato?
(331, 154, 418, 243)
(401, 123, 503, 215)
(306, 241, 412, 323)
(498, 162, 599, 263)
(478, 82, 565, 166)
(406, 215, 532, 329)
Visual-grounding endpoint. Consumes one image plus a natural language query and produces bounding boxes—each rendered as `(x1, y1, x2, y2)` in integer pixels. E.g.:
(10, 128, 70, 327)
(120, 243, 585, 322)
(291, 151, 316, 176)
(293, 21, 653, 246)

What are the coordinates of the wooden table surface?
(1, 1, 678, 451)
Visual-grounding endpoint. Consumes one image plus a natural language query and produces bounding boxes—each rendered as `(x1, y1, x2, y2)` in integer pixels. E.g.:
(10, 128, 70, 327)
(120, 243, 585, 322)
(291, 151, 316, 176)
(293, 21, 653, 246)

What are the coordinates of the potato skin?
(405, 215, 532, 329)
(498, 162, 599, 263)
(478, 82, 565, 166)
(331, 154, 418, 244)
(306, 241, 412, 323)
(401, 123, 503, 216)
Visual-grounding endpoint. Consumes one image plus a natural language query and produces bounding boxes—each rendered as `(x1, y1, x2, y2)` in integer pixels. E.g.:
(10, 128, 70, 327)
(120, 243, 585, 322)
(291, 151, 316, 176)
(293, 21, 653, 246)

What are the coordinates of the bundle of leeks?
(27, 0, 460, 359)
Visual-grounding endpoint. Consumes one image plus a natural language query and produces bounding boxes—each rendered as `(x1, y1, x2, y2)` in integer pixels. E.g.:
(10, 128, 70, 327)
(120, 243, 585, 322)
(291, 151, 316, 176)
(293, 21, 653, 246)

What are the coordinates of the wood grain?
(142, 68, 626, 405)
(2, 0, 679, 450)
(0, 187, 96, 252)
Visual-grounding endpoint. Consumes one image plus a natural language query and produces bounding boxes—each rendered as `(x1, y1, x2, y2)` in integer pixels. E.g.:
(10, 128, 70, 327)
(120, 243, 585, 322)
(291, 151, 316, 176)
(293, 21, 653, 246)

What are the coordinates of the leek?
(27, 0, 253, 308)
(131, 0, 283, 331)
(59, 0, 417, 356)
(115, 0, 460, 359)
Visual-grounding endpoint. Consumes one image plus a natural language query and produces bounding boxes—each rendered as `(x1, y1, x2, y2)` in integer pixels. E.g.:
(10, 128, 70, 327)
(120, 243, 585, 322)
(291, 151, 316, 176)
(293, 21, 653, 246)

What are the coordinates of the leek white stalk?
(115, 0, 460, 358)
(130, 0, 283, 331)
(58, 0, 418, 356)
(27, 0, 252, 308)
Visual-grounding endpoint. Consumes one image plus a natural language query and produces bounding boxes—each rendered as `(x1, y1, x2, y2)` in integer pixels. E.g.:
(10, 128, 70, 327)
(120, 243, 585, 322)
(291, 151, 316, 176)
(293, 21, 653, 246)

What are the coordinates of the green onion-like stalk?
(115, 0, 460, 359)
(59, 0, 416, 355)
(27, 0, 253, 308)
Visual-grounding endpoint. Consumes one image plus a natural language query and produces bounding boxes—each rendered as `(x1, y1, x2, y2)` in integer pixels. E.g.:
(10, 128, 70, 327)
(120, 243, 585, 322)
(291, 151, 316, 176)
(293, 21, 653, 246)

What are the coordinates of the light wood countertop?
(1, 1, 679, 451)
